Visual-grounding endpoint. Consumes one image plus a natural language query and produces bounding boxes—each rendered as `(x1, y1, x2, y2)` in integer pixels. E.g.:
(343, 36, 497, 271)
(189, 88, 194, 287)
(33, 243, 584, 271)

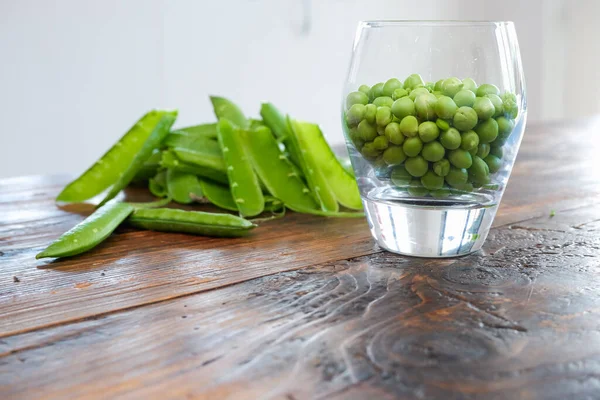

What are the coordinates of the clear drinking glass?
(342, 21, 527, 257)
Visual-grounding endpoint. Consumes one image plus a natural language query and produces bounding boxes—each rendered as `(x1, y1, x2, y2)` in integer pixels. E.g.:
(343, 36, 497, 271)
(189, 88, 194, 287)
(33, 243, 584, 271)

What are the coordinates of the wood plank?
(2, 205, 599, 399)
(1, 119, 600, 338)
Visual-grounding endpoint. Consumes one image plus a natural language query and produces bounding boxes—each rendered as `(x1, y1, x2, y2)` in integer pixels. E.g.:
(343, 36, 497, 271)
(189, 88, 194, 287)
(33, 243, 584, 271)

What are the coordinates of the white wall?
(1, 0, 599, 178)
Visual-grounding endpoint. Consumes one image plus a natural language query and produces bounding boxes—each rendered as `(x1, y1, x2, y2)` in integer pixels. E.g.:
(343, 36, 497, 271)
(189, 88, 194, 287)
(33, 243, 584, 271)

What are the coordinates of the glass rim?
(360, 20, 514, 27)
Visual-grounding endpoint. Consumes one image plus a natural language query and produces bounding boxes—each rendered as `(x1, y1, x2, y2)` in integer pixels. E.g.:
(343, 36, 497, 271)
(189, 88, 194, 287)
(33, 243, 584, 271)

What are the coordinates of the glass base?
(363, 191, 497, 258)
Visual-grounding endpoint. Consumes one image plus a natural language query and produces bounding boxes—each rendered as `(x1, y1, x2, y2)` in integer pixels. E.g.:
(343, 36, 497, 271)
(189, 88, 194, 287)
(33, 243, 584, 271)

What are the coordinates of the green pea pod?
(287, 118, 339, 212)
(198, 179, 237, 211)
(160, 150, 228, 185)
(57, 110, 177, 203)
(127, 208, 256, 237)
(172, 147, 226, 172)
(240, 126, 318, 211)
(264, 195, 284, 212)
(210, 96, 249, 129)
(217, 119, 264, 217)
(36, 200, 134, 259)
(164, 131, 220, 152)
(260, 103, 302, 168)
(176, 123, 218, 139)
(132, 150, 162, 185)
(285, 204, 365, 218)
(166, 169, 204, 204)
(127, 197, 172, 209)
(149, 170, 167, 197)
(337, 156, 355, 178)
(289, 119, 362, 210)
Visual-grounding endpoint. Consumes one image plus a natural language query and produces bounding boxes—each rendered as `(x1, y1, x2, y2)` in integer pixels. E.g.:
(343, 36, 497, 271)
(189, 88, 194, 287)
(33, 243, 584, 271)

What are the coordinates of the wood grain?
(1, 205, 599, 399)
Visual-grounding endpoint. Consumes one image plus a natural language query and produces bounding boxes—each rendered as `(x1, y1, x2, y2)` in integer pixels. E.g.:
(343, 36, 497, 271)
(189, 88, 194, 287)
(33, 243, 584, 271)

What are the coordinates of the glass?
(342, 21, 527, 257)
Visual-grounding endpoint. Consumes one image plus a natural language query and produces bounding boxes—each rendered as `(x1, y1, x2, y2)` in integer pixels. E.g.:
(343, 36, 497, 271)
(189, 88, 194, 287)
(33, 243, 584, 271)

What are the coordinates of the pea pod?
(289, 119, 362, 210)
(171, 147, 226, 172)
(57, 110, 177, 203)
(240, 126, 318, 211)
(260, 103, 302, 168)
(217, 119, 264, 217)
(36, 200, 134, 259)
(149, 170, 167, 197)
(132, 150, 162, 185)
(127, 208, 256, 237)
(198, 179, 237, 211)
(210, 96, 249, 129)
(166, 169, 204, 204)
(160, 150, 228, 185)
(176, 123, 218, 139)
(164, 130, 220, 152)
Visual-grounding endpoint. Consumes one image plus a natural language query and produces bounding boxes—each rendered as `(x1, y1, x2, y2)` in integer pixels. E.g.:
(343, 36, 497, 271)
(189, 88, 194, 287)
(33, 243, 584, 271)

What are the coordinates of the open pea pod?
(171, 147, 226, 172)
(149, 170, 168, 197)
(166, 169, 204, 204)
(164, 130, 220, 150)
(160, 150, 228, 185)
(240, 126, 318, 211)
(198, 179, 237, 211)
(288, 119, 362, 210)
(217, 119, 264, 217)
(260, 103, 302, 168)
(175, 123, 218, 140)
(57, 110, 177, 204)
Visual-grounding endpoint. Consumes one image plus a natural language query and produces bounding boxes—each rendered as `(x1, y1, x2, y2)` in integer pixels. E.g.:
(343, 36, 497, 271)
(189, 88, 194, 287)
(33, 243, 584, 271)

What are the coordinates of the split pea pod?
(239, 126, 318, 211)
(160, 150, 228, 185)
(57, 110, 177, 203)
(166, 169, 204, 204)
(260, 103, 302, 168)
(127, 208, 256, 237)
(198, 179, 237, 211)
(288, 119, 363, 210)
(36, 200, 135, 259)
(210, 96, 249, 129)
(217, 118, 264, 217)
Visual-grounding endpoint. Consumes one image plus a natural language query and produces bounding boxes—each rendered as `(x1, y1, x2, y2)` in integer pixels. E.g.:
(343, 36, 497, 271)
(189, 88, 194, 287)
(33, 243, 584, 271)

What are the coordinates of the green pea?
(453, 89, 476, 107)
(453, 106, 478, 131)
(431, 187, 451, 199)
(373, 135, 389, 150)
(484, 155, 502, 173)
(391, 97, 416, 120)
(445, 166, 468, 187)
(496, 116, 514, 136)
(361, 142, 380, 158)
(391, 165, 412, 187)
(421, 170, 445, 190)
(425, 81, 436, 91)
(490, 145, 503, 158)
(422, 141, 445, 162)
(448, 149, 473, 169)
(415, 93, 437, 121)
(408, 87, 430, 101)
(369, 83, 384, 101)
(433, 159, 450, 177)
(502, 92, 517, 103)
(432, 91, 443, 98)
(476, 143, 490, 158)
(407, 179, 429, 197)
(385, 122, 404, 145)
(450, 182, 474, 193)
(358, 84, 371, 95)
(475, 118, 499, 143)
(346, 91, 369, 110)
(377, 125, 386, 136)
(440, 128, 462, 150)
(399, 115, 419, 137)
(462, 78, 477, 92)
(382, 78, 403, 97)
(418, 121, 440, 143)
(473, 97, 495, 120)
(460, 130, 479, 151)
(405, 156, 428, 177)
(468, 156, 490, 184)
(403, 136, 424, 157)
(441, 77, 463, 97)
(383, 145, 407, 166)
(434, 79, 444, 92)
(364, 104, 377, 124)
(358, 119, 378, 141)
(503, 99, 519, 119)
(403, 73, 425, 90)
(345, 104, 366, 127)
(392, 88, 409, 100)
(485, 94, 504, 117)
(436, 119, 450, 131)
(468, 146, 478, 156)
(372, 96, 394, 108)
(476, 83, 500, 97)
(376, 106, 393, 126)
(434, 95, 458, 119)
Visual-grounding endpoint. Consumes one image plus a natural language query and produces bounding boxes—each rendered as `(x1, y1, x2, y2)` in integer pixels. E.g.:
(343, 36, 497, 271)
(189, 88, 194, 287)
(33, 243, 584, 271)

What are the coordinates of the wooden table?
(2, 118, 600, 400)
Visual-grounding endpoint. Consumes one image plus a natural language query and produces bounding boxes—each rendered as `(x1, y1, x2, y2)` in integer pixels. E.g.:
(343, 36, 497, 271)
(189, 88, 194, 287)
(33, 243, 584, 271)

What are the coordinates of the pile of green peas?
(344, 73, 519, 197)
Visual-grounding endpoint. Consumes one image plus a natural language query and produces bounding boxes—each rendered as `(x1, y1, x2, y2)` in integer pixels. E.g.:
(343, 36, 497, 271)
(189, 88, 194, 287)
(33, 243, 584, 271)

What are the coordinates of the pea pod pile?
(37, 99, 362, 259)
(344, 73, 519, 197)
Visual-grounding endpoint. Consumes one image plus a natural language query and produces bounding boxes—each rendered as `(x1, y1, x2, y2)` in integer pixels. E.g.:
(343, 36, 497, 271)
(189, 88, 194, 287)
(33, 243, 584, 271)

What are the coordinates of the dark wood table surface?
(1, 118, 600, 399)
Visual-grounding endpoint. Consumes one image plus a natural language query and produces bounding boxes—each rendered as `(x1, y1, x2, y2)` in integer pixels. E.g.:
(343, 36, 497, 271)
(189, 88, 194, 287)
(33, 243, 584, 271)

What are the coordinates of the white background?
(1, 0, 599, 178)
